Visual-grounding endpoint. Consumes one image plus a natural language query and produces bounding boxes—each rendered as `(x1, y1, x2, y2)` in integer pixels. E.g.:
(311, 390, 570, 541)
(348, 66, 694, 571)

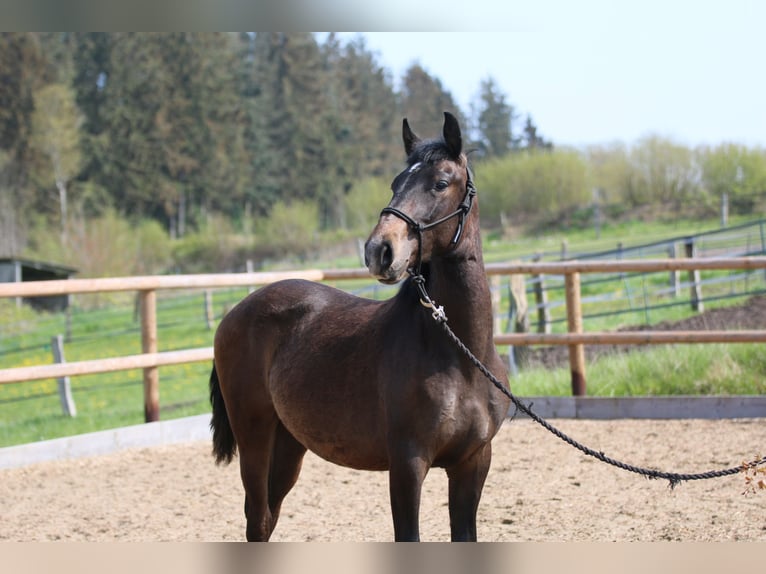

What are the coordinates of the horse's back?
(217, 278, 371, 345)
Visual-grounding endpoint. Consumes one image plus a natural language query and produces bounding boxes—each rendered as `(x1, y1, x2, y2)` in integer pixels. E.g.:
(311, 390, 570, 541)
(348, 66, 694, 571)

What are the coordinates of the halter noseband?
(380, 165, 476, 251)
(378, 165, 477, 318)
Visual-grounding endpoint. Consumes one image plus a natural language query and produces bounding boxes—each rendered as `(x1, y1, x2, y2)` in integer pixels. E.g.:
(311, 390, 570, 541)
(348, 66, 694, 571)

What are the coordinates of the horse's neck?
(425, 244, 494, 352)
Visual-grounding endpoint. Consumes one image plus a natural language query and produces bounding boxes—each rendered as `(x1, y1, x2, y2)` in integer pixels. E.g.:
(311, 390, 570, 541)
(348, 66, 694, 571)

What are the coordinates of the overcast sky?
(330, 1, 765, 149)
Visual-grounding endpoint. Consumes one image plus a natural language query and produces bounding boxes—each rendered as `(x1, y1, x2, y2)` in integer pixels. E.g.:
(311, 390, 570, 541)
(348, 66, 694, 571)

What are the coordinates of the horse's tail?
(209, 363, 237, 465)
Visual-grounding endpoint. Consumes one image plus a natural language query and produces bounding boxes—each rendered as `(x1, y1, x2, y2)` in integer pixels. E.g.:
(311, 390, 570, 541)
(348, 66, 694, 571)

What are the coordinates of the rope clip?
(419, 297, 447, 322)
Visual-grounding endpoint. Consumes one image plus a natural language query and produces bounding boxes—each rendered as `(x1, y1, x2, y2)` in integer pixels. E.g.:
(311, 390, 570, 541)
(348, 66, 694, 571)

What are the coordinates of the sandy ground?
(1, 417, 764, 542)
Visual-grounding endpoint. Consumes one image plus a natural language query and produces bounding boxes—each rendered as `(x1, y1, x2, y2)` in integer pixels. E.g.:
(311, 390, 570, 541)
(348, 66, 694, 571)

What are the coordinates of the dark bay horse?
(209, 111, 511, 541)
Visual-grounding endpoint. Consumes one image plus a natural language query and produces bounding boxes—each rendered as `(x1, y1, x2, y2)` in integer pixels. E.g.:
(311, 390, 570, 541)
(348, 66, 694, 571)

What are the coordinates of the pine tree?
(522, 114, 552, 151)
(318, 34, 399, 228)
(474, 76, 516, 158)
(249, 33, 329, 216)
(400, 63, 465, 146)
(69, 32, 113, 204)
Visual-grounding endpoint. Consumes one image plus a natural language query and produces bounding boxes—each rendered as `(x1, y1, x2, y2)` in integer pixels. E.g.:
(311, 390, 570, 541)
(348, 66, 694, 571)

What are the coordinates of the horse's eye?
(434, 180, 449, 192)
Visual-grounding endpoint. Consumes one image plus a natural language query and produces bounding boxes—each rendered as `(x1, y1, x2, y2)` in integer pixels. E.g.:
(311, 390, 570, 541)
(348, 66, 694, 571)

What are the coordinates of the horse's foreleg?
(388, 454, 429, 541)
(446, 443, 492, 542)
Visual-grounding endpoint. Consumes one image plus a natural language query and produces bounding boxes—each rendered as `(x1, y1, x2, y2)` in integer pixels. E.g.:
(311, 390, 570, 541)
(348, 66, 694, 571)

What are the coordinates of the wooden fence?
(1, 257, 766, 421)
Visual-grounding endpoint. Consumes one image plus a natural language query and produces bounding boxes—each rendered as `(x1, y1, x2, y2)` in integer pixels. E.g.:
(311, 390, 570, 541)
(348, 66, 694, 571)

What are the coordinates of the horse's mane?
(407, 138, 463, 166)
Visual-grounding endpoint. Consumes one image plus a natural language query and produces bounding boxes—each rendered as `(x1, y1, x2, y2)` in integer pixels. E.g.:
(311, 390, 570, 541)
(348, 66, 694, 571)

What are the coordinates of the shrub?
(477, 149, 590, 227)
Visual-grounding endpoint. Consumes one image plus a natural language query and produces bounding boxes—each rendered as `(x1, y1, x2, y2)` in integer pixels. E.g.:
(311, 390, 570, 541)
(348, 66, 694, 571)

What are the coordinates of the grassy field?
(0, 289, 247, 447)
(1, 215, 764, 448)
(509, 343, 766, 397)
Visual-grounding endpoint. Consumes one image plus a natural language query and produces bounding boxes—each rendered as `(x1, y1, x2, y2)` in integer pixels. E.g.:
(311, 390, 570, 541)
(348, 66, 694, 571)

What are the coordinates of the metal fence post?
(685, 237, 704, 312)
(532, 254, 550, 334)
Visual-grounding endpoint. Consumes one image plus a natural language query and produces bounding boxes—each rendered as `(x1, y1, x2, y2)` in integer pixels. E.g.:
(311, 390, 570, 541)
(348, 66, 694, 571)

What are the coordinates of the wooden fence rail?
(2, 256, 766, 420)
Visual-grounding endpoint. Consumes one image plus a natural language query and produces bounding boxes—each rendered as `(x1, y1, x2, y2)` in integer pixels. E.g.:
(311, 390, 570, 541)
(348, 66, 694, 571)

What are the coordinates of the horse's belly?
(270, 381, 389, 471)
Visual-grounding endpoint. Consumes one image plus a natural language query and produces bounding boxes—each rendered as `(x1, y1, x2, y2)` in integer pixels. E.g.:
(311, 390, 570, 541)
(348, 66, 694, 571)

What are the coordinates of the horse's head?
(365, 111, 476, 284)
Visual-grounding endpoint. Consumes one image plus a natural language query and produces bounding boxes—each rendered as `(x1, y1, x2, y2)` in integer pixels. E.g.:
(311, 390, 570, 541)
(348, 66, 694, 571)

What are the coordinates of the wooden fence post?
(685, 237, 704, 312)
(51, 334, 77, 417)
(532, 254, 550, 334)
(565, 272, 587, 396)
(506, 274, 530, 376)
(204, 290, 214, 330)
(140, 289, 160, 422)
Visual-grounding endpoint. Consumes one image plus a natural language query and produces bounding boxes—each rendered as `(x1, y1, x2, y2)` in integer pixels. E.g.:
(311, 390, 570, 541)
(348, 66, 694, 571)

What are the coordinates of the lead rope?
(414, 285, 765, 488)
(384, 165, 765, 487)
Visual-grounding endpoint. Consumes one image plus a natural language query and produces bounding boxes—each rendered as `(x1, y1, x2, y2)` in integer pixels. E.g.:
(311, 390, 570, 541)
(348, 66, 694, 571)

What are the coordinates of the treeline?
(0, 32, 543, 267)
(477, 137, 766, 230)
(2, 32, 764, 278)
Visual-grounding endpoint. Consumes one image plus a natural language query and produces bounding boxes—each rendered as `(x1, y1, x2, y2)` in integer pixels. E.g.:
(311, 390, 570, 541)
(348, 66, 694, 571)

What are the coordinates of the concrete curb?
(0, 413, 211, 470)
(1, 396, 764, 470)
(513, 395, 766, 420)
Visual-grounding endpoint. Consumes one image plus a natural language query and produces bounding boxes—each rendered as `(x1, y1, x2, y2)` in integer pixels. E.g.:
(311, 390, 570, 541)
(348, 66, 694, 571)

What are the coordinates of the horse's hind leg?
(239, 418, 306, 541)
(238, 415, 279, 541)
(267, 421, 307, 529)
(446, 443, 492, 542)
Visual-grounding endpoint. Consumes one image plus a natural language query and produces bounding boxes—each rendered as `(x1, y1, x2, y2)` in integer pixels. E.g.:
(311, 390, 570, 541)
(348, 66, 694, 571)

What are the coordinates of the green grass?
(0, 214, 763, 448)
(0, 289, 246, 448)
(481, 213, 756, 263)
(510, 343, 766, 397)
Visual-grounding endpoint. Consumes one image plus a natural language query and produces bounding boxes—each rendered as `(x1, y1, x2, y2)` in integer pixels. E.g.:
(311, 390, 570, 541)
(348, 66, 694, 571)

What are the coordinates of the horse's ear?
(402, 118, 420, 156)
(442, 111, 462, 159)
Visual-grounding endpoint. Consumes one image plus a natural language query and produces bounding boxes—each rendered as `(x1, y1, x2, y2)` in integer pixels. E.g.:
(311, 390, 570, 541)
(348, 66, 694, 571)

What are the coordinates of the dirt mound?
(523, 295, 766, 371)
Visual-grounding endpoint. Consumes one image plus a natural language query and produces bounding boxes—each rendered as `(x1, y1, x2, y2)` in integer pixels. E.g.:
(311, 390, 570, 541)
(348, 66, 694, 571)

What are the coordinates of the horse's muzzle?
(364, 237, 408, 284)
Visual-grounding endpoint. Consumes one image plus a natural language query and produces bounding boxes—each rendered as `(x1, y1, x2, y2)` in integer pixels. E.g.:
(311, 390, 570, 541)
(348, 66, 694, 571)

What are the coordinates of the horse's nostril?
(380, 241, 393, 270)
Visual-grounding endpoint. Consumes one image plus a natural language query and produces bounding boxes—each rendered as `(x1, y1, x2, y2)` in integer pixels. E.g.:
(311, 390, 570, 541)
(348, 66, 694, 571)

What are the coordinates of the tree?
(318, 33, 399, 228)
(70, 31, 112, 196)
(585, 142, 632, 205)
(521, 114, 551, 151)
(474, 76, 516, 158)
(248, 33, 330, 222)
(37, 32, 76, 84)
(477, 149, 589, 226)
(0, 33, 44, 255)
(81, 33, 247, 235)
(400, 63, 465, 145)
(31, 83, 83, 244)
(698, 144, 766, 214)
(626, 136, 701, 208)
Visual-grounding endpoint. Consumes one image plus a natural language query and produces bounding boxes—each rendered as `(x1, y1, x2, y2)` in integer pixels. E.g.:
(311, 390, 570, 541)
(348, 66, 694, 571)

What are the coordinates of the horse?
(209, 111, 511, 541)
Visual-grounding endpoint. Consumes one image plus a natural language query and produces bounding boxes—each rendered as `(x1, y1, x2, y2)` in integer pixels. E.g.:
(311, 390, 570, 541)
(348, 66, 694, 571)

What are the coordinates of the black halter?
(380, 165, 476, 253)
(379, 165, 477, 318)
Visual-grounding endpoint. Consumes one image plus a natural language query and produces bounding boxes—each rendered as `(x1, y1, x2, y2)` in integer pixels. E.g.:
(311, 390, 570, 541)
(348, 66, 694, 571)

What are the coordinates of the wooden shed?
(0, 258, 77, 312)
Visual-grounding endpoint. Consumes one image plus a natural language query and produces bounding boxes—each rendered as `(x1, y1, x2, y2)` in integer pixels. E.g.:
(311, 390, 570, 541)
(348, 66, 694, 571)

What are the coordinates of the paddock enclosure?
(1, 417, 763, 542)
